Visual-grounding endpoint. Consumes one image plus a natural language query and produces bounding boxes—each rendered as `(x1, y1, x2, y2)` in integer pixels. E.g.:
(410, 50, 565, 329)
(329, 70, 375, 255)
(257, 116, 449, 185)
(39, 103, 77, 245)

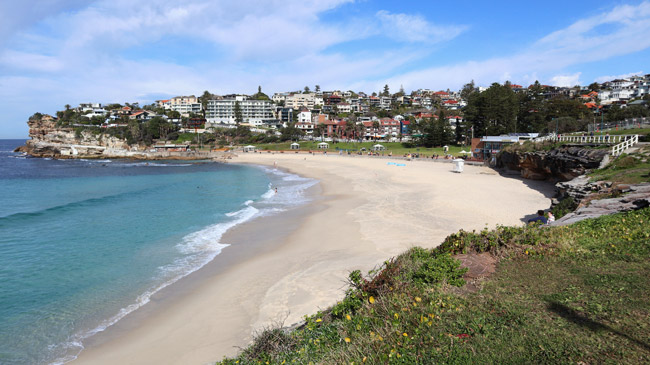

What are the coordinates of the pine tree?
(234, 101, 243, 125)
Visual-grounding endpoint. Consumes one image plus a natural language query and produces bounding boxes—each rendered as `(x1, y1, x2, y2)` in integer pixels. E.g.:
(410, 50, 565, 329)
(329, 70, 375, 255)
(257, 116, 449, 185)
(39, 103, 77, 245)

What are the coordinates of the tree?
(588, 82, 600, 92)
(314, 124, 325, 141)
(234, 101, 243, 125)
(280, 122, 304, 141)
(372, 120, 380, 139)
(460, 80, 477, 101)
(304, 86, 310, 93)
(455, 117, 463, 144)
(463, 82, 518, 136)
(200, 90, 212, 115)
(382, 84, 390, 97)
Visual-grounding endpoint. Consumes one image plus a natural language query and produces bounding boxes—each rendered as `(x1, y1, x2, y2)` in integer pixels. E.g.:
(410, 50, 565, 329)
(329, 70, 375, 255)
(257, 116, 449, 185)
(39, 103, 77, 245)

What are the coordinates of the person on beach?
(275, 187, 278, 193)
(528, 210, 548, 225)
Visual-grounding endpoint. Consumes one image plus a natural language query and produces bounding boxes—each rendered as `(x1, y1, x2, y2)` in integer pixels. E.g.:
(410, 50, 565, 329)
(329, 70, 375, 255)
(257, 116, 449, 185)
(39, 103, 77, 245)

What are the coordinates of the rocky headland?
(14, 114, 231, 160)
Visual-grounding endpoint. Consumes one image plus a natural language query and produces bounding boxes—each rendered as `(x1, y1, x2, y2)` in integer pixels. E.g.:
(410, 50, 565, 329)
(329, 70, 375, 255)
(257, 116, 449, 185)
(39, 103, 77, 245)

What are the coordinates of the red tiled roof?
(584, 102, 602, 109)
(434, 91, 449, 95)
(443, 100, 459, 104)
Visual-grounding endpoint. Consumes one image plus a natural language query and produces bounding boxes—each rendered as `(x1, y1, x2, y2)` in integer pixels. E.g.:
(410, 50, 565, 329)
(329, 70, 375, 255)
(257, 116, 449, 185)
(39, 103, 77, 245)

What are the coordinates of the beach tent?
(243, 145, 256, 152)
(317, 142, 329, 149)
(372, 144, 386, 151)
(459, 150, 470, 155)
(290, 142, 300, 150)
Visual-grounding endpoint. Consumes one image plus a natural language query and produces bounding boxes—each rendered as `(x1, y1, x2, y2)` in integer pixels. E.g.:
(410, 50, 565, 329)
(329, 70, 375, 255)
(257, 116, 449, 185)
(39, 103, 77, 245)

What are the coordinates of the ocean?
(0, 139, 317, 364)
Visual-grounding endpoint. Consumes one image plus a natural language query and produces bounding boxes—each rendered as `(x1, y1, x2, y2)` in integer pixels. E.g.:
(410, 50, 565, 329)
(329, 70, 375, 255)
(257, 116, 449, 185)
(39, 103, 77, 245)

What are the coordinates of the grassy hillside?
(589, 145, 650, 184)
(218, 209, 650, 364)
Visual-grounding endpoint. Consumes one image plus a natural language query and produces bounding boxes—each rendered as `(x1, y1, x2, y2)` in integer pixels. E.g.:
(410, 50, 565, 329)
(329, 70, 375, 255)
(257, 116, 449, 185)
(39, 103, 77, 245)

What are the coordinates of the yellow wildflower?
(363, 356, 367, 363)
(369, 296, 375, 304)
(415, 296, 422, 302)
(315, 318, 322, 322)
(346, 314, 351, 321)
(344, 337, 351, 343)
(403, 332, 408, 337)
(394, 313, 399, 319)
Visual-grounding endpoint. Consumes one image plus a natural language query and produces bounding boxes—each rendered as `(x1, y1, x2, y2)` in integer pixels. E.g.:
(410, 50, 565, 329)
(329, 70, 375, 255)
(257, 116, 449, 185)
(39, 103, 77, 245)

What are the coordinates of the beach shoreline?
(73, 154, 554, 364)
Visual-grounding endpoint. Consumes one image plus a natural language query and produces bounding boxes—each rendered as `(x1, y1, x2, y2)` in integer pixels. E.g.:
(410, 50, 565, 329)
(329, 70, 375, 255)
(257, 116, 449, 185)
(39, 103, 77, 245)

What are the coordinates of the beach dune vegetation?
(218, 208, 650, 364)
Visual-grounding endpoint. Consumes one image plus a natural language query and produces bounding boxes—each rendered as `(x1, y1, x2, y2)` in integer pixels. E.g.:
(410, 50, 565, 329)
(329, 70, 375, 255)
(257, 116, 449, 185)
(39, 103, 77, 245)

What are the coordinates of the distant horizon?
(2, 0, 650, 138)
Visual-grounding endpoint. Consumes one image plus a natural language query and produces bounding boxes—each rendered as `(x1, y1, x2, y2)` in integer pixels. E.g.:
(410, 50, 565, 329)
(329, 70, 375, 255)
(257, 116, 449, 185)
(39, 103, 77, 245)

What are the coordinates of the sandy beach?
(73, 153, 554, 365)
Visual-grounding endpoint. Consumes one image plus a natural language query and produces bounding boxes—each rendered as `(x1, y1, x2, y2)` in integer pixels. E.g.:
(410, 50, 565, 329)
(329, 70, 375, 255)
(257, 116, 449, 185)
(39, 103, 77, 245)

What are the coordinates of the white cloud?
(594, 71, 644, 83)
(382, 1, 650, 90)
(375, 10, 467, 43)
(550, 73, 581, 87)
(3, 0, 461, 137)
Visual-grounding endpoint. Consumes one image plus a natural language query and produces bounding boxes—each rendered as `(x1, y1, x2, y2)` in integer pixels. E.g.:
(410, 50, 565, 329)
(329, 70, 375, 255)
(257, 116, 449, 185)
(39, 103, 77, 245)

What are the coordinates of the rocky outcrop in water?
(498, 146, 609, 181)
(15, 114, 132, 158)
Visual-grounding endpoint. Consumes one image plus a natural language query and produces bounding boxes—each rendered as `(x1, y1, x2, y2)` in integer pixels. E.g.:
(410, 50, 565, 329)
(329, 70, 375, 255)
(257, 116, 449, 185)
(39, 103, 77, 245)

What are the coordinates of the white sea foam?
(52, 166, 318, 365)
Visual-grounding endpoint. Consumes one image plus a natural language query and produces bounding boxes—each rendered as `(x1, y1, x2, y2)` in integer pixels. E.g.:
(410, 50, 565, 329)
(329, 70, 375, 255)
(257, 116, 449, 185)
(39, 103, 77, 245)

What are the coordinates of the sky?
(2, 0, 650, 138)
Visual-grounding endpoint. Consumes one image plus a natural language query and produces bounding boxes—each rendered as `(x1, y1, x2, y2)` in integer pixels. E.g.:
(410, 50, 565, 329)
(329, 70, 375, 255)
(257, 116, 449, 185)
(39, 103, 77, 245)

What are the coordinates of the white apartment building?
(284, 93, 323, 109)
(336, 102, 352, 113)
(272, 92, 289, 104)
(298, 110, 312, 124)
(156, 96, 202, 116)
(380, 97, 392, 110)
(206, 95, 274, 126)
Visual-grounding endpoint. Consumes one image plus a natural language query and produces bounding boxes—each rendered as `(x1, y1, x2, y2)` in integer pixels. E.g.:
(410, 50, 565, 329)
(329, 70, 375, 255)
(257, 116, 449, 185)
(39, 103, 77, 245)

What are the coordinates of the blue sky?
(2, 0, 650, 138)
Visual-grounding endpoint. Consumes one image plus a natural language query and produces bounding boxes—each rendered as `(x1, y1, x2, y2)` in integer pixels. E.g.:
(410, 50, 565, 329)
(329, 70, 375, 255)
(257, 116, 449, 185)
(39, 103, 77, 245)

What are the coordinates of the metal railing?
(588, 118, 650, 133)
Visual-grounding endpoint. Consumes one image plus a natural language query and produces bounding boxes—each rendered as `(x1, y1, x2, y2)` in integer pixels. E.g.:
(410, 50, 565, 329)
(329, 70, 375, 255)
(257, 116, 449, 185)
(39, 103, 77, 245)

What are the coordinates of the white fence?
(556, 134, 632, 144)
(611, 134, 639, 156)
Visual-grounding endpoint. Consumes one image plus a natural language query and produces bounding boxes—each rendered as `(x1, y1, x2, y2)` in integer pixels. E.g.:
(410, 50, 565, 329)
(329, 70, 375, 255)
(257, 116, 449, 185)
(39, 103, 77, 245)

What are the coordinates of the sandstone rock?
(552, 183, 650, 226)
(18, 114, 131, 158)
(498, 146, 609, 182)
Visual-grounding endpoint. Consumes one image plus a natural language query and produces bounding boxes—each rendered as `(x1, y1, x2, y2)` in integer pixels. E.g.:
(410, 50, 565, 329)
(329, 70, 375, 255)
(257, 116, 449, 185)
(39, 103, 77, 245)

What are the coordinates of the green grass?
(244, 141, 471, 157)
(588, 127, 650, 137)
(217, 208, 650, 364)
(589, 146, 650, 184)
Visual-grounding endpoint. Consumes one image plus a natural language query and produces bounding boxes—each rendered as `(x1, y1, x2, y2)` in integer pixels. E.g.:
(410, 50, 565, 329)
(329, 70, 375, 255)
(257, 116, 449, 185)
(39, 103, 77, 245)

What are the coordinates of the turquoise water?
(0, 140, 316, 364)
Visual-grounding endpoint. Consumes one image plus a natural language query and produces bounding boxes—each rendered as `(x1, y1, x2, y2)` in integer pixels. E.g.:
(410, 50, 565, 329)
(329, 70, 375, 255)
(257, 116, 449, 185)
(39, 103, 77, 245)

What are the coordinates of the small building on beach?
(243, 145, 257, 152)
(317, 142, 329, 149)
(290, 143, 300, 150)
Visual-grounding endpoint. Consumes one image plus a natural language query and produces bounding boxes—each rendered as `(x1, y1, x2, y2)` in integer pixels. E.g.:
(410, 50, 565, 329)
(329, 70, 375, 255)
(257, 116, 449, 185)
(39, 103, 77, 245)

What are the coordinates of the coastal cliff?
(14, 114, 233, 160)
(497, 146, 609, 181)
(15, 114, 134, 158)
